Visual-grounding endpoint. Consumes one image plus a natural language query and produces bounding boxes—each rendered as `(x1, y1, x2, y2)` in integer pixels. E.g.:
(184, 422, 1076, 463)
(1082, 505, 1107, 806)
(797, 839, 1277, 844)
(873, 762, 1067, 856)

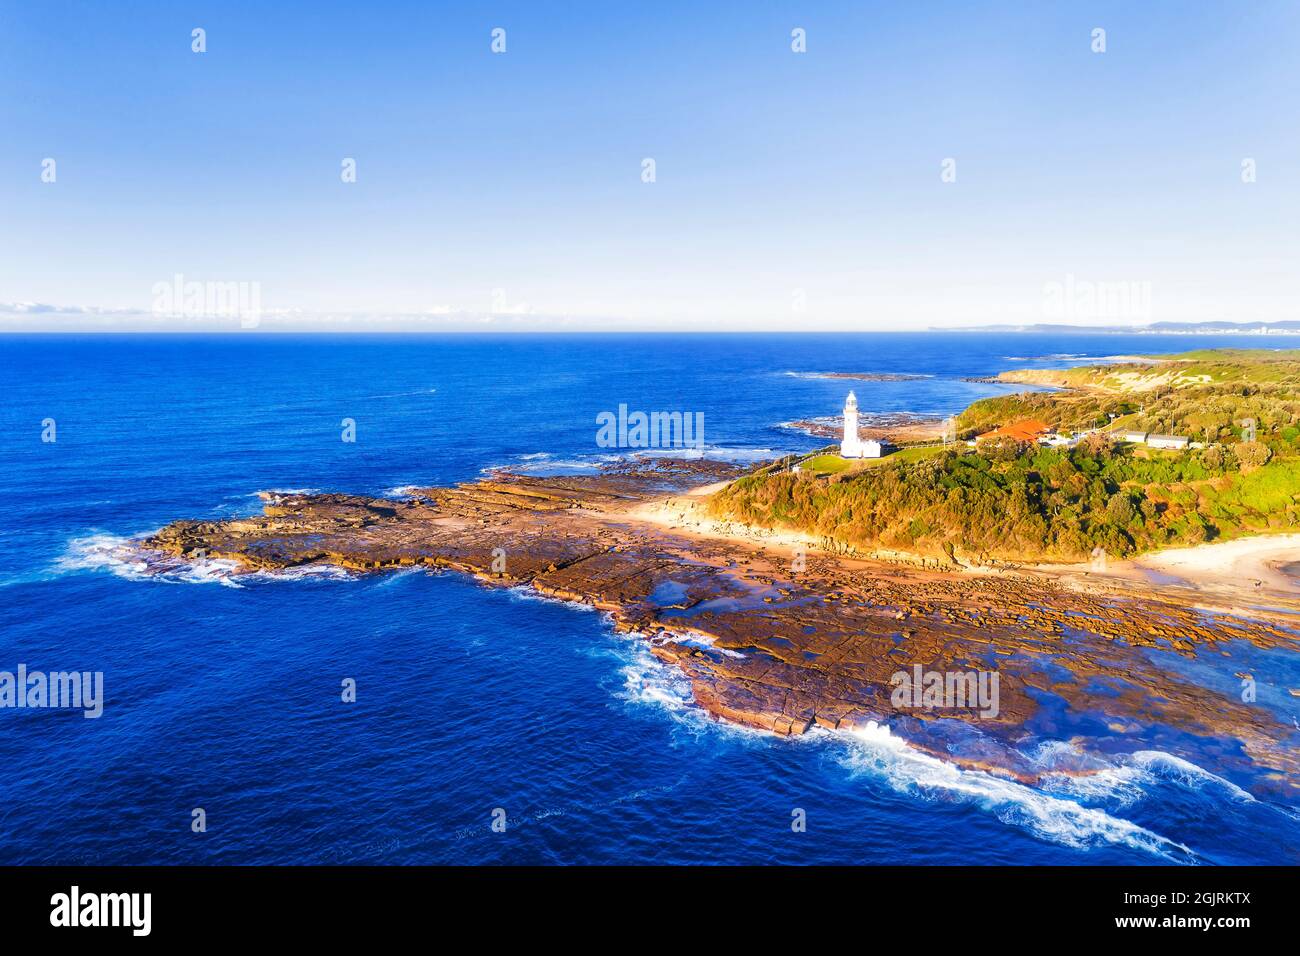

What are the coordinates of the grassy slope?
(801, 454, 855, 475)
(801, 446, 949, 476)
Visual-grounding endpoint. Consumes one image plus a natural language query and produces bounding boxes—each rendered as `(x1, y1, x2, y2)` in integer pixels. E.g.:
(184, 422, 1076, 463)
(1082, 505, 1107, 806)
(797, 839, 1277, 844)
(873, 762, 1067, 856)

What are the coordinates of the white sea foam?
(504, 584, 598, 611)
(57, 533, 358, 588)
(247, 564, 354, 583)
(652, 628, 746, 659)
(1128, 751, 1255, 802)
(619, 644, 695, 713)
(57, 534, 247, 588)
(383, 485, 434, 498)
(1038, 748, 1255, 809)
(55, 534, 149, 579)
(828, 722, 1197, 861)
(611, 638, 768, 745)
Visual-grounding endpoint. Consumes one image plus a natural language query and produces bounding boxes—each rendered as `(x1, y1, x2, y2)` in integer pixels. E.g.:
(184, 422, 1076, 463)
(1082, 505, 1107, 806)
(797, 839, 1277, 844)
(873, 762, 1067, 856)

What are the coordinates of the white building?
(840, 391, 863, 457)
(1120, 430, 1190, 450)
(839, 392, 886, 458)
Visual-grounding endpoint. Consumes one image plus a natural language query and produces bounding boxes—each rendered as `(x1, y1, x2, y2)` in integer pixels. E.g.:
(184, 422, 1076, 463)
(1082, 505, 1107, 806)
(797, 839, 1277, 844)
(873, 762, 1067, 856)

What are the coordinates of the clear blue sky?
(2, 1, 1297, 330)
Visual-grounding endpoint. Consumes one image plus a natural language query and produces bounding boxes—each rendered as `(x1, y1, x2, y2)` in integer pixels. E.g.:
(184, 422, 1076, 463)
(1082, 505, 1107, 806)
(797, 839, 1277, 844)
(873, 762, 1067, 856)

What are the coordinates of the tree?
(1080, 431, 1113, 459)
(1106, 494, 1136, 526)
(1236, 442, 1273, 470)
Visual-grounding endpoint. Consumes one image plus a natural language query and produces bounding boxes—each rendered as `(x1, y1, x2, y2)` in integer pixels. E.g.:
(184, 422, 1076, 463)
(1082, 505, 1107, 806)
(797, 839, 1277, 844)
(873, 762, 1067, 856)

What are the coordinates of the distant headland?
(933, 321, 1300, 335)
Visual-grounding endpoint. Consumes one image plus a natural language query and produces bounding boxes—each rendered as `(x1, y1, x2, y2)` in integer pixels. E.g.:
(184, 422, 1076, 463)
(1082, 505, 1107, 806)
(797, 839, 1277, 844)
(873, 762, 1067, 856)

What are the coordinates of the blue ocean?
(2, 332, 1298, 865)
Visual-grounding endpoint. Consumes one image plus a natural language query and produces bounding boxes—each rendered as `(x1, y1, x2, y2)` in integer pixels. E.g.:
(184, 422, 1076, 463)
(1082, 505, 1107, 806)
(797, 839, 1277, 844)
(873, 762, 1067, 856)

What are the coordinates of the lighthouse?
(840, 391, 861, 457)
(839, 391, 883, 459)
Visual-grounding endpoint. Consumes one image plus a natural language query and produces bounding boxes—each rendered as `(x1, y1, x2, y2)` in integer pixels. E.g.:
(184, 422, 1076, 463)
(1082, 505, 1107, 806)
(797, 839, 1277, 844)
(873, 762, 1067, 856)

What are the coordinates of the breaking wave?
(608, 636, 768, 746)
(648, 628, 747, 659)
(504, 584, 599, 611)
(56, 533, 352, 588)
(1037, 747, 1255, 809)
(57, 533, 246, 587)
(383, 485, 434, 499)
(829, 722, 1198, 861)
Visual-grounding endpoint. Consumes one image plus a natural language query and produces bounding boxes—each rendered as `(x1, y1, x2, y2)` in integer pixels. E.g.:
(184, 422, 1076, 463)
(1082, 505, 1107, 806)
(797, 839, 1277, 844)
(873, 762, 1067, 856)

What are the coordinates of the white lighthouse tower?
(839, 391, 883, 459)
(840, 391, 862, 458)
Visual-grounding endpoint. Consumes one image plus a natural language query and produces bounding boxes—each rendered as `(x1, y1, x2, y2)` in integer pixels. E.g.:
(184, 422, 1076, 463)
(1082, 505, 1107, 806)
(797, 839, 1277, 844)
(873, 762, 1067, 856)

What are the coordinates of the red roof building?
(976, 419, 1051, 443)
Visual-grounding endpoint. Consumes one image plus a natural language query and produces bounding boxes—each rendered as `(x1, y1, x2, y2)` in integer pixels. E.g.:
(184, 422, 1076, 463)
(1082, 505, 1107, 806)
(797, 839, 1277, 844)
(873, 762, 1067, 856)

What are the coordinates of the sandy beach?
(1131, 533, 1300, 596)
(628, 481, 821, 554)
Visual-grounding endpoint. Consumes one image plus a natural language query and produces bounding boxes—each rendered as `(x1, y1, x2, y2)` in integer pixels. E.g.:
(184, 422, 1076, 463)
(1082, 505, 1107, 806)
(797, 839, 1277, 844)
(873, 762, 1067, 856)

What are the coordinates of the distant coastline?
(933, 321, 1300, 335)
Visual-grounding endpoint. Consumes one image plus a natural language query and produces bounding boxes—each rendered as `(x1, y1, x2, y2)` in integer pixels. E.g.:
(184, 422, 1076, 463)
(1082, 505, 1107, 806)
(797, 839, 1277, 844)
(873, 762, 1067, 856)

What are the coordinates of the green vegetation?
(884, 445, 950, 466)
(801, 454, 856, 475)
(799, 445, 948, 477)
(713, 350, 1300, 562)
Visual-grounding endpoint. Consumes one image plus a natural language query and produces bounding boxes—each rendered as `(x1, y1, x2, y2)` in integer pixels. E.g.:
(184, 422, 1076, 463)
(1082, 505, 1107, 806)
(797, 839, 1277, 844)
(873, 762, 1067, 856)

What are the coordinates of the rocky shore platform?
(137, 458, 1300, 797)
